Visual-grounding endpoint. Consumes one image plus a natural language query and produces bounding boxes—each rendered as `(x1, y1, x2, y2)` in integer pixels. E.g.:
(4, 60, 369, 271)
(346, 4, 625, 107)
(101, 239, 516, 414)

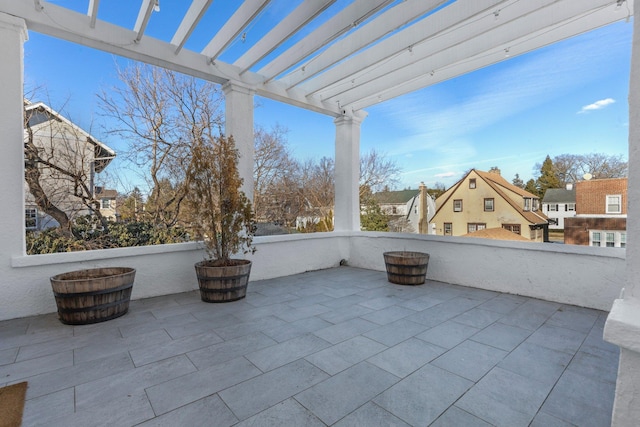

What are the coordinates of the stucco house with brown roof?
(431, 167, 549, 242)
(564, 178, 627, 247)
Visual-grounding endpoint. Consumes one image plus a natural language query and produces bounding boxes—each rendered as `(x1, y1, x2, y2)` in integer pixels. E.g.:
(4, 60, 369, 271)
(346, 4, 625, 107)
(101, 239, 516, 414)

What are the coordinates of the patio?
(2, 267, 618, 426)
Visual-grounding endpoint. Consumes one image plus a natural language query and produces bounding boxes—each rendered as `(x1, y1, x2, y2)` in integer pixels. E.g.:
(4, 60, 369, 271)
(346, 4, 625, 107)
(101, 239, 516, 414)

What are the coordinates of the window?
(606, 195, 622, 214)
(444, 223, 452, 236)
(502, 224, 521, 234)
(467, 223, 486, 233)
(453, 199, 462, 212)
(102, 198, 111, 209)
(484, 198, 494, 212)
(548, 204, 558, 212)
(590, 230, 626, 248)
(606, 232, 615, 247)
(392, 206, 397, 214)
(524, 198, 531, 211)
(532, 199, 539, 211)
(566, 203, 575, 211)
(25, 208, 37, 230)
(469, 178, 476, 189)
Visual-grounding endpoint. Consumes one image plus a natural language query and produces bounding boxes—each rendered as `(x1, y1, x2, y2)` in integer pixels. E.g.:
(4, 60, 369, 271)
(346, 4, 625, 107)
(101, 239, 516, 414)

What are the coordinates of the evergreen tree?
(512, 174, 524, 189)
(536, 155, 561, 197)
(360, 186, 389, 231)
(524, 179, 540, 197)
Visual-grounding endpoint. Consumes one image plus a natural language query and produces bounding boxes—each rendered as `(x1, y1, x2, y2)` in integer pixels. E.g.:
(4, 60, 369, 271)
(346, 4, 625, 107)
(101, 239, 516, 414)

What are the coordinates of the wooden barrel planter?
(383, 251, 430, 285)
(195, 260, 252, 303)
(50, 267, 136, 325)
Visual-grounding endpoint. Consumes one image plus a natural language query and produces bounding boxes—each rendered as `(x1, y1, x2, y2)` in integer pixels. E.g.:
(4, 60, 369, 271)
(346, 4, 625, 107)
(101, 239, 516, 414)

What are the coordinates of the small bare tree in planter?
(186, 135, 255, 302)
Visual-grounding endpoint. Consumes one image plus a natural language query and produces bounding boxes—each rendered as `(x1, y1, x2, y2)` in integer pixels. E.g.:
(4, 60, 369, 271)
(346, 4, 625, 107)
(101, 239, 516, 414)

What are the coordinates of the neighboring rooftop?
(373, 189, 419, 205)
(542, 188, 576, 204)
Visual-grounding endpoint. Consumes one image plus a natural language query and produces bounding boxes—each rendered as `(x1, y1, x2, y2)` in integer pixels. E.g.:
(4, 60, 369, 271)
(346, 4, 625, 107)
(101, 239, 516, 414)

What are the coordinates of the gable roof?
(542, 188, 576, 204)
(24, 101, 116, 173)
(373, 189, 419, 205)
(463, 227, 532, 241)
(434, 169, 548, 225)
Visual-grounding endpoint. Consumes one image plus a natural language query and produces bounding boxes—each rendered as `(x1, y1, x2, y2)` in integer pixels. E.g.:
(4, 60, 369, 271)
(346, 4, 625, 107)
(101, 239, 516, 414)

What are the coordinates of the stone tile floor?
(0, 267, 618, 426)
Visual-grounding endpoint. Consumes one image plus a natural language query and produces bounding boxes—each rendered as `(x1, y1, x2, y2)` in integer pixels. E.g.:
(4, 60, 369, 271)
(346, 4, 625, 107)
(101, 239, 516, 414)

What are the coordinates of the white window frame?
(524, 198, 531, 211)
(484, 198, 494, 212)
(606, 195, 622, 214)
(444, 222, 452, 236)
(590, 230, 626, 248)
(548, 204, 558, 212)
(453, 199, 462, 212)
(25, 208, 38, 230)
(101, 198, 111, 209)
(566, 203, 576, 211)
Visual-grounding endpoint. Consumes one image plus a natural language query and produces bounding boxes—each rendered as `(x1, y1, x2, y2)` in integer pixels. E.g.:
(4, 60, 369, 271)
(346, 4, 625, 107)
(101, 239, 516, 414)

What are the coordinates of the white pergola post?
(334, 112, 366, 232)
(0, 13, 27, 258)
(222, 82, 255, 201)
(604, 5, 640, 426)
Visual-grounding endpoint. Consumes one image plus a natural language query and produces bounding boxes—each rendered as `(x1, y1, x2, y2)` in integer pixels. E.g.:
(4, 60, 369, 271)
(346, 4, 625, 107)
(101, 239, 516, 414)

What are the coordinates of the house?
(541, 184, 576, 229)
(373, 183, 436, 233)
(94, 186, 118, 221)
(24, 101, 116, 230)
(564, 178, 627, 247)
(431, 167, 549, 242)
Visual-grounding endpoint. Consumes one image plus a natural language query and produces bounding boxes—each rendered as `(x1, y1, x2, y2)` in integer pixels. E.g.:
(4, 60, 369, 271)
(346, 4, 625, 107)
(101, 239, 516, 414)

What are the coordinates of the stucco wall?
(3, 233, 349, 321)
(348, 232, 624, 312)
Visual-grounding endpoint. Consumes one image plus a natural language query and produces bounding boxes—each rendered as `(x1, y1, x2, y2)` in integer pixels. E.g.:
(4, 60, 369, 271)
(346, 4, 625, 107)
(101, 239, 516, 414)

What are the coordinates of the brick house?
(564, 178, 627, 247)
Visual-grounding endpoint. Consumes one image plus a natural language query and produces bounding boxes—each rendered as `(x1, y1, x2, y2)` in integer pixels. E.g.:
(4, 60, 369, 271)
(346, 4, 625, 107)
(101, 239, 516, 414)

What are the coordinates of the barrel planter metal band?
(194, 260, 252, 303)
(383, 251, 429, 285)
(50, 267, 136, 325)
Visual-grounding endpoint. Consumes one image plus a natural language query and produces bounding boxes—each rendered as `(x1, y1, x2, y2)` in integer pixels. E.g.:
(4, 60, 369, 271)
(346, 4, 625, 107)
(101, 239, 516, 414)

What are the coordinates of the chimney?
(418, 182, 428, 234)
(489, 167, 501, 175)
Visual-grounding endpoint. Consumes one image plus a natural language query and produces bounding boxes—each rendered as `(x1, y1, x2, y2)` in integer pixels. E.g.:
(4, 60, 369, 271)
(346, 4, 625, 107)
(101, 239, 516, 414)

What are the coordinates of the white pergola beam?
(347, 3, 630, 111)
(87, 0, 99, 28)
(133, 0, 156, 42)
(280, 0, 451, 90)
(201, 0, 270, 61)
(234, 0, 336, 73)
(257, 0, 394, 82)
(299, 0, 511, 96)
(170, 0, 213, 54)
(327, 0, 620, 108)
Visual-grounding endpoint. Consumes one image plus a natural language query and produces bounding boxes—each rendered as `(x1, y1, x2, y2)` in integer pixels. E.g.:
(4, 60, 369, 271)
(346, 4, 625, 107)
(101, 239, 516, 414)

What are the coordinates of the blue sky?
(22, 2, 633, 193)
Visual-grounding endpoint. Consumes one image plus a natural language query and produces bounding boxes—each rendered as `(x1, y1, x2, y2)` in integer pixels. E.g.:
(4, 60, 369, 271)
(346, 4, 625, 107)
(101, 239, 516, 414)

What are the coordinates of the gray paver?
(333, 402, 411, 427)
(305, 335, 387, 375)
(431, 406, 493, 427)
(364, 318, 430, 346)
(431, 340, 508, 381)
(245, 333, 331, 372)
(219, 359, 329, 420)
(470, 322, 532, 351)
(374, 363, 473, 426)
(415, 320, 480, 349)
(295, 362, 399, 425)
(136, 394, 238, 427)
(233, 398, 325, 427)
(145, 357, 261, 415)
(367, 337, 445, 378)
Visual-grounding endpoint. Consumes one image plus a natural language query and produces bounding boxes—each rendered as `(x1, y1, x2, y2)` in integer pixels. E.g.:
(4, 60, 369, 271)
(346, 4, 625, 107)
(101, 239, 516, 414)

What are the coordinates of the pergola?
(0, 1, 639, 425)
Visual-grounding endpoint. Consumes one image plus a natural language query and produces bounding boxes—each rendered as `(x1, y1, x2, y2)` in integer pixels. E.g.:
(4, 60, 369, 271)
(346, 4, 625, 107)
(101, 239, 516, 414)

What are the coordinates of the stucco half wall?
(4, 232, 623, 321)
(348, 232, 624, 312)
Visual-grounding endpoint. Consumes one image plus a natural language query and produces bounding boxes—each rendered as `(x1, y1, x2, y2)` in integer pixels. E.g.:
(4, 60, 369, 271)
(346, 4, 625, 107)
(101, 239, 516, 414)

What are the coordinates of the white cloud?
(578, 98, 615, 114)
(434, 172, 456, 178)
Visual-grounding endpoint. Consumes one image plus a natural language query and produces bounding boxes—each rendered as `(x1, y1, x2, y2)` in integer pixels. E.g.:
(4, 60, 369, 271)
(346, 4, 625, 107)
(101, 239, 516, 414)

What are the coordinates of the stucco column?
(604, 5, 640, 426)
(0, 14, 27, 257)
(334, 112, 366, 232)
(222, 82, 254, 201)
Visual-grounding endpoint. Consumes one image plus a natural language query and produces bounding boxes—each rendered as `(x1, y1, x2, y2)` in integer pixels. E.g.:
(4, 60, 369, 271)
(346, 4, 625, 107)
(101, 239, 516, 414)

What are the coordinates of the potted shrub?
(186, 135, 255, 303)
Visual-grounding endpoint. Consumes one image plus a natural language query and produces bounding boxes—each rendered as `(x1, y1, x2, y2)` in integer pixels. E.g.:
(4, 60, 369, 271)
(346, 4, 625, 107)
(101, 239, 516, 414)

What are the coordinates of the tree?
(512, 174, 524, 189)
(360, 149, 401, 198)
(536, 155, 561, 197)
(118, 187, 144, 222)
(99, 64, 224, 228)
(540, 153, 627, 188)
(524, 179, 539, 197)
(253, 124, 302, 226)
(360, 186, 389, 231)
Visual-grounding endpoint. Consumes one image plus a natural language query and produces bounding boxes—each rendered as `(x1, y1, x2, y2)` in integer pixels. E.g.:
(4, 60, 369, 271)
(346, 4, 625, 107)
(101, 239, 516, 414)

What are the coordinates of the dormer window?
(524, 198, 531, 211)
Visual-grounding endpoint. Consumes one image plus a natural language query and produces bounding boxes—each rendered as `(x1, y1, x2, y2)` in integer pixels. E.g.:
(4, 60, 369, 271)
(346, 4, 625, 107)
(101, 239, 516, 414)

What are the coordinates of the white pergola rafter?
(0, 0, 633, 117)
(320, 0, 621, 110)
